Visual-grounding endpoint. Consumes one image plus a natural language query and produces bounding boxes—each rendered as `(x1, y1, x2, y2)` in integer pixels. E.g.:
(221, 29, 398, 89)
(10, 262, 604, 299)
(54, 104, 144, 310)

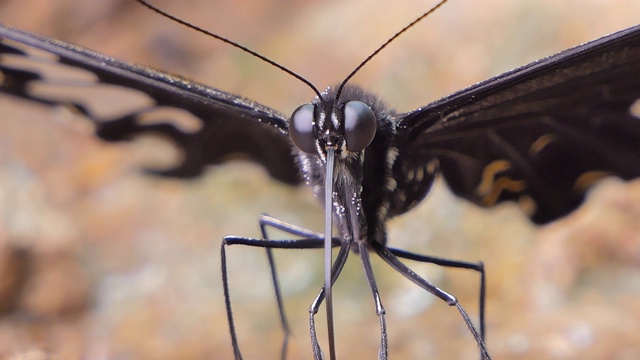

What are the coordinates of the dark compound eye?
(290, 103, 317, 154)
(344, 100, 376, 152)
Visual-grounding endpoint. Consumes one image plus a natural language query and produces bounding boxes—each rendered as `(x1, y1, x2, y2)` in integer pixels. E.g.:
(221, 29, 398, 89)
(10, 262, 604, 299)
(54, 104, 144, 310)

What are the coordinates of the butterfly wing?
(392, 24, 640, 224)
(0, 24, 301, 185)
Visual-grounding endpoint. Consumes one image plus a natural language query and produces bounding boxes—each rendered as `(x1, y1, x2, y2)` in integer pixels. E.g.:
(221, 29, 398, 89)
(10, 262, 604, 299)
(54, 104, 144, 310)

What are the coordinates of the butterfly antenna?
(335, 0, 450, 102)
(134, 0, 323, 100)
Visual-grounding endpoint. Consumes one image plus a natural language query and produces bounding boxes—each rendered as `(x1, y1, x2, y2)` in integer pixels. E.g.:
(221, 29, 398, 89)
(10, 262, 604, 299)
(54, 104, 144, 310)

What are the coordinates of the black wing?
(0, 24, 301, 185)
(392, 24, 640, 224)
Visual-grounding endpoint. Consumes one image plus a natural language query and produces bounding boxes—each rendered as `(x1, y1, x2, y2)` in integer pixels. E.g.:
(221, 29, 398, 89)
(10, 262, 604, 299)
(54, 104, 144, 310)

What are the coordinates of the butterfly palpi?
(1, 0, 640, 358)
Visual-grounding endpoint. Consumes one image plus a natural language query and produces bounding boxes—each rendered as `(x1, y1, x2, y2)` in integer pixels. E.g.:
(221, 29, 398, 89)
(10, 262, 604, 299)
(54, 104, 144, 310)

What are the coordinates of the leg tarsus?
(357, 242, 388, 360)
(374, 244, 491, 359)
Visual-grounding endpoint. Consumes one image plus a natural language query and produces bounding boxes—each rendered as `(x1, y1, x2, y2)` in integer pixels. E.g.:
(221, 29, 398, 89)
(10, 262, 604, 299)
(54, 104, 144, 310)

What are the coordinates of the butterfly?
(1, 0, 640, 359)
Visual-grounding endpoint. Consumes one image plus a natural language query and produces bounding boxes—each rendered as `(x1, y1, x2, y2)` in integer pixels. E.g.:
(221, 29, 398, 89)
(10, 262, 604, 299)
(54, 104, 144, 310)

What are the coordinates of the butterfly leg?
(373, 244, 492, 360)
(221, 214, 341, 360)
(357, 241, 389, 359)
(387, 247, 486, 343)
(307, 238, 351, 360)
(258, 215, 324, 359)
(259, 215, 357, 360)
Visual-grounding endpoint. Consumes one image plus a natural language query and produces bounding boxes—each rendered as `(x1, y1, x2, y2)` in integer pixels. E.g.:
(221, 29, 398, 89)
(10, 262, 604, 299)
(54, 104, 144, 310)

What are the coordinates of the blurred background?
(0, 0, 639, 358)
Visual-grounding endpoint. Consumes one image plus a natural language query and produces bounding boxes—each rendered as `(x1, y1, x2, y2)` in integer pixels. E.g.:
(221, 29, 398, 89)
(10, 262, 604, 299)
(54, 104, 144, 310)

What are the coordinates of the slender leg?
(258, 215, 328, 360)
(258, 215, 355, 360)
(260, 236, 289, 359)
(220, 240, 244, 360)
(308, 238, 351, 360)
(222, 215, 490, 359)
(357, 242, 388, 360)
(387, 247, 486, 342)
(373, 243, 492, 360)
(221, 215, 341, 360)
(264, 247, 290, 359)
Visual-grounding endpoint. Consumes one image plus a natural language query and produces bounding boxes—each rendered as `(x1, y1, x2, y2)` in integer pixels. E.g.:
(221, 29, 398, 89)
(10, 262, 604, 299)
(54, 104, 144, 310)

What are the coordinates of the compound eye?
(290, 104, 317, 154)
(344, 101, 376, 152)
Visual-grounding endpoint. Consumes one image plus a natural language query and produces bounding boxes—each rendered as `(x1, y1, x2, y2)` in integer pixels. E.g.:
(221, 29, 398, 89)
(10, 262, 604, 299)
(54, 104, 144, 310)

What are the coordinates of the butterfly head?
(289, 92, 377, 161)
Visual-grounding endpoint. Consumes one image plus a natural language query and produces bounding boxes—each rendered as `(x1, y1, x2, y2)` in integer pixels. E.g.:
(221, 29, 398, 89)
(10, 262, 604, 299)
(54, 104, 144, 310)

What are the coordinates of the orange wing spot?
(573, 171, 611, 194)
(414, 165, 424, 182)
(476, 160, 511, 196)
(481, 177, 526, 206)
(405, 167, 415, 182)
(529, 134, 557, 156)
(426, 159, 438, 174)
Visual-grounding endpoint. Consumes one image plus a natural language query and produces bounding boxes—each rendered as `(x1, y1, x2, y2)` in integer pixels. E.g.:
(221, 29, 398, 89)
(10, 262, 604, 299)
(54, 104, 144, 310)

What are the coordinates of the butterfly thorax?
(294, 84, 398, 248)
